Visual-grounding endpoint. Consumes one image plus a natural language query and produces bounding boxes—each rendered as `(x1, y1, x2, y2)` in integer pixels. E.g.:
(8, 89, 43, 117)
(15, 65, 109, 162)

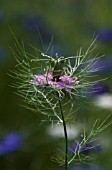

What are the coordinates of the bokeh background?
(0, 0, 112, 170)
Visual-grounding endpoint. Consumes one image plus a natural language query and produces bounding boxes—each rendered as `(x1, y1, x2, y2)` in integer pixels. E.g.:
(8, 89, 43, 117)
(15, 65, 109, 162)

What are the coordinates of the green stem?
(58, 93, 68, 170)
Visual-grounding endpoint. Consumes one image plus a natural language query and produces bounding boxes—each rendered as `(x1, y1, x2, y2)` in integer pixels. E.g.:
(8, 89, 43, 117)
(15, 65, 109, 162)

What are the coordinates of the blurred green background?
(0, 0, 112, 170)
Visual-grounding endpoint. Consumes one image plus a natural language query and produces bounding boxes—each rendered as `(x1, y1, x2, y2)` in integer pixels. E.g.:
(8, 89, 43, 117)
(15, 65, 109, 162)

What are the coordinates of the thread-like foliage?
(9, 35, 101, 122)
(9, 33, 112, 169)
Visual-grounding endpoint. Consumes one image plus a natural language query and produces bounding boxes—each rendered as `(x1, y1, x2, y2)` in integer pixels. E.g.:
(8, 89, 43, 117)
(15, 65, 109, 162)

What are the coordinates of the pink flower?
(58, 76, 79, 91)
(59, 76, 77, 85)
(31, 72, 79, 92)
(48, 81, 60, 88)
(31, 75, 46, 85)
(45, 72, 53, 80)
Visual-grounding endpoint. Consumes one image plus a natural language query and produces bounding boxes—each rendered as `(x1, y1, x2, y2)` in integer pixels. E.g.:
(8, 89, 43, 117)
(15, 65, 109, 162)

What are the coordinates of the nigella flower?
(0, 132, 23, 155)
(31, 72, 79, 92)
(10, 38, 101, 123)
(10, 35, 112, 168)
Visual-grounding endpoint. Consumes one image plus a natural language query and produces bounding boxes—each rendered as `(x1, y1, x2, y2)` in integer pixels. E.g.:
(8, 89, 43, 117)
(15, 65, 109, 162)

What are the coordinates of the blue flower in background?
(0, 132, 23, 155)
(21, 15, 52, 43)
(85, 56, 112, 96)
(91, 57, 112, 72)
(21, 16, 45, 32)
(97, 29, 112, 42)
(70, 141, 101, 155)
(89, 83, 110, 96)
(84, 57, 112, 74)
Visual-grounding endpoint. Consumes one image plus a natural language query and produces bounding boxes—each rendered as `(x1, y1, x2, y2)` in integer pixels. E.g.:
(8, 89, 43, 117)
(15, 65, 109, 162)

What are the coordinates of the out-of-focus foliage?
(0, 0, 112, 170)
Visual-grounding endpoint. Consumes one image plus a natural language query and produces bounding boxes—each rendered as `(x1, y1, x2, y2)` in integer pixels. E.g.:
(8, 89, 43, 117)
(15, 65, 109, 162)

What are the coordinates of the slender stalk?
(58, 93, 68, 170)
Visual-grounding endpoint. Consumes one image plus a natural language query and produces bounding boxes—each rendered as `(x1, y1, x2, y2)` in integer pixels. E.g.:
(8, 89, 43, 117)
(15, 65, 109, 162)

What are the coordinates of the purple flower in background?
(91, 57, 112, 73)
(0, 132, 23, 155)
(89, 83, 110, 96)
(84, 57, 112, 74)
(70, 141, 101, 155)
(97, 29, 112, 42)
(31, 72, 79, 92)
(21, 15, 52, 43)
